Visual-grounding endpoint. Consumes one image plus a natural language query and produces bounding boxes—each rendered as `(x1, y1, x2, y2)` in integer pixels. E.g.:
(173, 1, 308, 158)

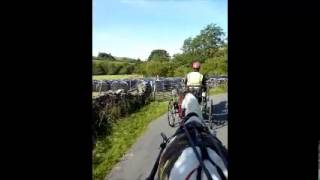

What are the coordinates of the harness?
(146, 113, 228, 180)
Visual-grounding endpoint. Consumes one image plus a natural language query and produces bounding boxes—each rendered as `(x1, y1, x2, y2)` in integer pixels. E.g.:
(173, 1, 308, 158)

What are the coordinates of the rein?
(181, 114, 213, 180)
(146, 113, 227, 180)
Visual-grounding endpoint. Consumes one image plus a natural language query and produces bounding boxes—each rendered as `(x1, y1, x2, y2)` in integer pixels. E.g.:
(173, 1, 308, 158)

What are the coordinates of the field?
(93, 74, 144, 80)
(208, 84, 228, 95)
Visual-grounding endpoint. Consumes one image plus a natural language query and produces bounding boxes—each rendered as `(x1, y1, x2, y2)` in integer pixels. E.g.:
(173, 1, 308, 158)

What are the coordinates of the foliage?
(97, 52, 116, 60)
(145, 60, 169, 76)
(201, 52, 227, 75)
(92, 61, 105, 75)
(182, 23, 225, 59)
(147, 49, 170, 61)
(93, 23, 227, 77)
(92, 60, 137, 75)
(93, 101, 168, 180)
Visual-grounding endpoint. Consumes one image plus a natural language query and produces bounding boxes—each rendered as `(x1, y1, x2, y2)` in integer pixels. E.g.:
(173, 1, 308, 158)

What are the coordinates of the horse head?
(181, 92, 204, 125)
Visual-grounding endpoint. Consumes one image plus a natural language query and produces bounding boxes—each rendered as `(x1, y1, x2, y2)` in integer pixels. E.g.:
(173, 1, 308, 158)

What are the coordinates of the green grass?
(93, 74, 143, 80)
(208, 84, 228, 95)
(93, 101, 168, 180)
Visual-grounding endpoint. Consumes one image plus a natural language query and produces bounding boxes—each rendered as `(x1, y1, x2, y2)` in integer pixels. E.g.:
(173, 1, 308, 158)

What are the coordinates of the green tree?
(173, 66, 189, 77)
(92, 62, 105, 75)
(97, 52, 116, 60)
(117, 63, 135, 74)
(145, 61, 169, 76)
(133, 63, 146, 75)
(171, 53, 205, 70)
(201, 55, 227, 75)
(107, 63, 122, 74)
(147, 49, 170, 61)
(182, 37, 193, 53)
(99, 62, 110, 74)
(182, 24, 225, 58)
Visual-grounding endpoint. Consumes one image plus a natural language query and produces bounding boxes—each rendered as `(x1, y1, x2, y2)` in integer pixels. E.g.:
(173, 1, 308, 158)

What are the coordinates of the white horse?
(147, 93, 228, 180)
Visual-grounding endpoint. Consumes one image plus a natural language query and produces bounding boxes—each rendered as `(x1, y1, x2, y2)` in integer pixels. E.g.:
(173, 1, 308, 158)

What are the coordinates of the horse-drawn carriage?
(167, 84, 214, 130)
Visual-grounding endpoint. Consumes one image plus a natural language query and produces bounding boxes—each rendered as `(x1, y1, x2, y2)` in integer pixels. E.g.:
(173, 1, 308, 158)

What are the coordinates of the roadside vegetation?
(93, 101, 168, 180)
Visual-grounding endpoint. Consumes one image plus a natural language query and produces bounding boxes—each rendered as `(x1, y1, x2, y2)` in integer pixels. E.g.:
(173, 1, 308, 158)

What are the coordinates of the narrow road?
(106, 93, 228, 180)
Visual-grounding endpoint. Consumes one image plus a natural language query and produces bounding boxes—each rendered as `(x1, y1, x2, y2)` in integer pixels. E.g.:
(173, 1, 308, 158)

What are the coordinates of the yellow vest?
(186, 72, 203, 86)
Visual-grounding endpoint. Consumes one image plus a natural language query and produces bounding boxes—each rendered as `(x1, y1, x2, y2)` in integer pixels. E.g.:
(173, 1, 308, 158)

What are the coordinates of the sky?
(93, 0, 227, 60)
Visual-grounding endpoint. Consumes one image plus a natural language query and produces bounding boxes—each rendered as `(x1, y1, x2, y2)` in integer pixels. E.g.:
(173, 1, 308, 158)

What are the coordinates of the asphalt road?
(105, 93, 228, 180)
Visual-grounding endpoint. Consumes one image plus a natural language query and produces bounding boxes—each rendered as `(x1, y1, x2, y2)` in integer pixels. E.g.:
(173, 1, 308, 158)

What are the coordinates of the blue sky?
(93, 0, 227, 60)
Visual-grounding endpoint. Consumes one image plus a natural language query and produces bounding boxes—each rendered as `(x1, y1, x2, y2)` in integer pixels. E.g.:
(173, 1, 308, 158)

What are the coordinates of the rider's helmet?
(192, 61, 201, 69)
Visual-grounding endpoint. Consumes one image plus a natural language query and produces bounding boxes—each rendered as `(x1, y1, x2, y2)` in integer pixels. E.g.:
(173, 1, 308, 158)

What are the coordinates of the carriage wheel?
(167, 100, 176, 127)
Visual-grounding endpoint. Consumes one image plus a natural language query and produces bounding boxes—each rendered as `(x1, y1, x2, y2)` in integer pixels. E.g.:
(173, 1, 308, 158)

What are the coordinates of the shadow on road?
(212, 100, 228, 122)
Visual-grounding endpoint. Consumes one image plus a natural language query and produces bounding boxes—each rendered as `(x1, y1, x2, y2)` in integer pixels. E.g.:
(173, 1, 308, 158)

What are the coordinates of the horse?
(146, 93, 228, 180)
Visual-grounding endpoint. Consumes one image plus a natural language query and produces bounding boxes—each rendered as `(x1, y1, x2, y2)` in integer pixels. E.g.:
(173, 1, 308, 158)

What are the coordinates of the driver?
(184, 61, 207, 103)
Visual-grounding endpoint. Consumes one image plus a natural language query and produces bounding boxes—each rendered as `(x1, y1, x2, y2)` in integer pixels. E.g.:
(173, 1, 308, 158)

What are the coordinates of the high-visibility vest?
(186, 72, 203, 86)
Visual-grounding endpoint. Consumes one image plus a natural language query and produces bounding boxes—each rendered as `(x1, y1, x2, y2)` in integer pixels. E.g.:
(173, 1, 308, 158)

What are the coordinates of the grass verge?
(93, 74, 143, 80)
(209, 84, 228, 96)
(93, 101, 168, 180)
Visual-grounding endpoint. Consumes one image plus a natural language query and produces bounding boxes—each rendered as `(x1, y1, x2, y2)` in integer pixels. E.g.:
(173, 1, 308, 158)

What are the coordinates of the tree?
(147, 49, 170, 61)
(97, 52, 116, 60)
(173, 66, 189, 77)
(99, 62, 109, 75)
(107, 63, 122, 75)
(182, 23, 225, 58)
(182, 37, 193, 53)
(144, 61, 169, 76)
(92, 62, 105, 75)
(171, 53, 206, 69)
(200, 54, 227, 75)
(133, 63, 147, 75)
